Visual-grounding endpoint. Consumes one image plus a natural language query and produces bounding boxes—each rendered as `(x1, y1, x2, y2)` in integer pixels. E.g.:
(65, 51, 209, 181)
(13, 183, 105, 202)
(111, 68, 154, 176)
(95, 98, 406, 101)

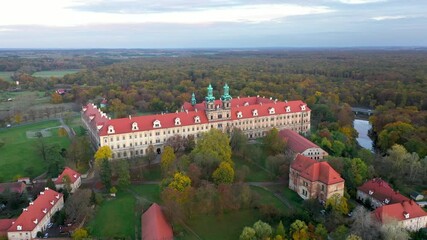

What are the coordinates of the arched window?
(153, 120, 161, 128)
(132, 122, 139, 131)
(108, 125, 115, 134)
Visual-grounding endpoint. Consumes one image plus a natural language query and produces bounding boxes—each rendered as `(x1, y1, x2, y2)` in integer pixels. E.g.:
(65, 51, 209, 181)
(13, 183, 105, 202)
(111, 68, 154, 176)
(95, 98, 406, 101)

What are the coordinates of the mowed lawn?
(32, 70, 81, 78)
(0, 120, 70, 181)
(88, 184, 161, 240)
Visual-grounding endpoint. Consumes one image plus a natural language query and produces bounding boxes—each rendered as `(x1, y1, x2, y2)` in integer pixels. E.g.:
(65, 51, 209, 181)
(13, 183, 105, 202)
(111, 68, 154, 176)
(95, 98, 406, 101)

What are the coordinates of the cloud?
(337, 0, 386, 4)
(371, 15, 406, 21)
(0, 1, 334, 27)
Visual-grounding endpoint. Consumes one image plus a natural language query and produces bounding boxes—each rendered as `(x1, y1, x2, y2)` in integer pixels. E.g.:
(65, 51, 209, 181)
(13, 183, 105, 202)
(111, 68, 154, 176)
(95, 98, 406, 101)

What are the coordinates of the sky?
(0, 0, 426, 48)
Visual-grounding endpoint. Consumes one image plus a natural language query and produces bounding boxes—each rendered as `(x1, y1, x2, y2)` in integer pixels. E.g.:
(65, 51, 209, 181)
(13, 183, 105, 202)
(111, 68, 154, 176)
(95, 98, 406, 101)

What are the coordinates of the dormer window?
(132, 122, 139, 131)
(237, 111, 243, 118)
(17, 225, 22, 231)
(82, 107, 87, 112)
(153, 120, 161, 128)
(33, 219, 38, 224)
(175, 118, 181, 126)
(42, 208, 47, 214)
(403, 212, 410, 219)
(285, 106, 291, 113)
(244, 102, 249, 106)
(89, 115, 95, 121)
(108, 125, 115, 134)
(252, 109, 258, 117)
(368, 190, 374, 195)
(194, 116, 200, 124)
(384, 198, 390, 204)
(301, 104, 306, 111)
(96, 124, 103, 130)
(50, 200, 55, 205)
(269, 107, 275, 114)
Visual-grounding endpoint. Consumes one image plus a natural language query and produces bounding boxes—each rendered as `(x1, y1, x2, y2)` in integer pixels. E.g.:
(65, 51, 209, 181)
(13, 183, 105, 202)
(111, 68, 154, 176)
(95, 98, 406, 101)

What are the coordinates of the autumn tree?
(240, 227, 256, 240)
(290, 220, 309, 240)
(161, 146, 176, 175)
(51, 92, 63, 104)
(71, 228, 89, 240)
(380, 220, 409, 240)
(350, 206, 381, 240)
(326, 193, 349, 215)
(192, 128, 232, 164)
(263, 128, 286, 156)
(145, 144, 156, 166)
(165, 134, 188, 153)
(65, 189, 93, 223)
(253, 220, 273, 240)
(58, 127, 68, 137)
(212, 161, 234, 184)
(94, 146, 112, 166)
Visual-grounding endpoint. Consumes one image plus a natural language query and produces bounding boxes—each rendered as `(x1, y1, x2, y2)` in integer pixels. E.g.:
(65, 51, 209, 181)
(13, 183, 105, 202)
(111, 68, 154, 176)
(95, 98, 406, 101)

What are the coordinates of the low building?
(289, 154, 345, 202)
(54, 167, 81, 193)
(7, 188, 64, 240)
(0, 219, 15, 238)
(141, 203, 173, 240)
(357, 178, 409, 209)
(0, 182, 27, 195)
(410, 192, 424, 201)
(279, 129, 328, 160)
(374, 200, 427, 231)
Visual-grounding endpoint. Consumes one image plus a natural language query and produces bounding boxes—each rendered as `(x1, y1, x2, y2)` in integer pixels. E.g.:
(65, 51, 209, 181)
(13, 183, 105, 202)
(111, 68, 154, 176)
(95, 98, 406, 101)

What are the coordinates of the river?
(353, 119, 373, 151)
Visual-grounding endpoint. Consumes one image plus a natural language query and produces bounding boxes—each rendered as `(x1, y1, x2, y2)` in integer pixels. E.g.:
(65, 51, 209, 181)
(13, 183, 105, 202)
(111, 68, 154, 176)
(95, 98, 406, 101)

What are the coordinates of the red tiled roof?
(141, 203, 173, 240)
(55, 167, 81, 184)
(279, 129, 319, 153)
(8, 188, 63, 232)
(85, 96, 310, 137)
(0, 182, 26, 194)
(0, 219, 15, 236)
(291, 154, 344, 185)
(374, 200, 427, 223)
(358, 178, 409, 204)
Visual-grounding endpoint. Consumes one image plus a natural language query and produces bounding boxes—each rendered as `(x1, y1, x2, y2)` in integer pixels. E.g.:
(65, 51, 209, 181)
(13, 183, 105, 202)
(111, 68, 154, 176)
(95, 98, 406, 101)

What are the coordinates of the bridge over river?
(351, 107, 375, 116)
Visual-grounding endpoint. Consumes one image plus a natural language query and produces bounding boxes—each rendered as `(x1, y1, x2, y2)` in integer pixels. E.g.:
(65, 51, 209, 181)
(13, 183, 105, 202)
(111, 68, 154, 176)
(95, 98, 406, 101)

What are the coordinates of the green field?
(0, 71, 14, 82)
(0, 120, 70, 181)
(88, 185, 161, 240)
(32, 69, 81, 78)
(234, 155, 273, 182)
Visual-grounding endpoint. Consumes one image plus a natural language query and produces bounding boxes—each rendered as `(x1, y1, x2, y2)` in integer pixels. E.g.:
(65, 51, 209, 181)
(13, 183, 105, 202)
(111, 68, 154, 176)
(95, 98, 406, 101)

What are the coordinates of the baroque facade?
(82, 84, 311, 159)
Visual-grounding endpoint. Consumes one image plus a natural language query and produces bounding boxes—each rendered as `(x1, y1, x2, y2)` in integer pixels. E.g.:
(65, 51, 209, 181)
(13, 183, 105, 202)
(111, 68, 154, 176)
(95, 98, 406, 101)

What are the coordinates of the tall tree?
(263, 128, 286, 156)
(253, 220, 272, 240)
(192, 128, 232, 164)
(99, 159, 112, 190)
(94, 146, 112, 166)
(212, 161, 234, 185)
(117, 160, 130, 187)
(326, 193, 349, 215)
(161, 146, 176, 175)
(290, 220, 309, 240)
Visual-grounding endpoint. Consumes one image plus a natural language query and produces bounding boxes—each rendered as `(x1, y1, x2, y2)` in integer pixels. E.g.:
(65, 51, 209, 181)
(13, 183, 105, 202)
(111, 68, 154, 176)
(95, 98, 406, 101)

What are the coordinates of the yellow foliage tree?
(212, 161, 234, 184)
(161, 146, 176, 174)
(94, 146, 113, 166)
(326, 193, 349, 215)
(51, 92, 63, 104)
(168, 172, 191, 192)
(72, 228, 88, 240)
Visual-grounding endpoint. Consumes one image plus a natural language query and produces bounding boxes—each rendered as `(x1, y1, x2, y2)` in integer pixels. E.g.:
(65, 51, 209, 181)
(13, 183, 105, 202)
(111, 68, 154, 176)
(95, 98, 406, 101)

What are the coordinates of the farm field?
(0, 71, 14, 82)
(32, 69, 81, 78)
(0, 120, 70, 181)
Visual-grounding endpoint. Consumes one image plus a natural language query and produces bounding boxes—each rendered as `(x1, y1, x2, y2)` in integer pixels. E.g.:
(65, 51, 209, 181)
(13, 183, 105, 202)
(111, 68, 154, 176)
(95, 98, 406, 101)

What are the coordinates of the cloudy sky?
(0, 0, 426, 48)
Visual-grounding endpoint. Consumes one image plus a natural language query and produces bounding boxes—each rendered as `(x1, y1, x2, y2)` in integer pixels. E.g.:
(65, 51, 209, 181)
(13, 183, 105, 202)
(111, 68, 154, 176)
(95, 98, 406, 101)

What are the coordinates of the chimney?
(45, 187, 49, 190)
(129, 115, 132, 119)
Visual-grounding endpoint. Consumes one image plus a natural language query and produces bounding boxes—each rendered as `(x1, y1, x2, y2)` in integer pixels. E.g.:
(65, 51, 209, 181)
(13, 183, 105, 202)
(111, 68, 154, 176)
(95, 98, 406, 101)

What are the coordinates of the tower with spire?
(205, 84, 216, 111)
(204, 83, 232, 122)
(221, 83, 232, 109)
(191, 92, 197, 106)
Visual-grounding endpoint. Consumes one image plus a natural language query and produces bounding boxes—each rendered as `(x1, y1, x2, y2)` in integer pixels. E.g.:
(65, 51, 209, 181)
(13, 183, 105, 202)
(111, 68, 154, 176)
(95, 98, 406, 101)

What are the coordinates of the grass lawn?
(233, 155, 273, 182)
(182, 210, 260, 240)
(0, 71, 14, 82)
(88, 184, 161, 240)
(142, 164, 162, 181)
(32, 69, 81, 78)
(251, 186, 288, 211)
(265, 185, 304, 208)
(0, 120, 70, 181)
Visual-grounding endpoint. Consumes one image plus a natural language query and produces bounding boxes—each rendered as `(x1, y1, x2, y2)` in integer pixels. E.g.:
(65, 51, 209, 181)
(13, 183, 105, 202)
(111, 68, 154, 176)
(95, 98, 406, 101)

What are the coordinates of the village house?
(82, 84, 311, 159)
(373, 200, 427, 231)
(279, 129, 328, 160)
(141, 203, 173, 240)
(0, 182, 27, 195)
(357, 178, 410, 209)
(54, 167, 82, 193)
(289, 154, 345, 202)
(7, 188, 64, 240)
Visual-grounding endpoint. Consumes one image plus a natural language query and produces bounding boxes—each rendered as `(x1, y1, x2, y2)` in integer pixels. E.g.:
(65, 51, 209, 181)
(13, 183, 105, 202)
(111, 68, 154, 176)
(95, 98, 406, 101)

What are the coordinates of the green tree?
(331, 225, 349, 240)
(117, 160, 130, 187)
(72, 228, 89, 240)
(192, 128, 232, 163)
(161, 146, 176, 174)
(315, 224, 328, 240)
(45, 178, 56, 190)
(290, 220, 309, 240)
(240, 227, 256, 240)
(146, 144, 156, 166)
(326, 193, 349, 215)
(332, 140, 346, 156)
(346, 234, 362, 240)
(230, 127, 248, 155)
(212, 161, 234, 184)
(276, 220, 286, 238)
(94, 146, 112, 166)
(100, 159, 112, 190)
(263, 128, 286, 156)
(253, 220, 273, 240)
(348, 158, 368, 187)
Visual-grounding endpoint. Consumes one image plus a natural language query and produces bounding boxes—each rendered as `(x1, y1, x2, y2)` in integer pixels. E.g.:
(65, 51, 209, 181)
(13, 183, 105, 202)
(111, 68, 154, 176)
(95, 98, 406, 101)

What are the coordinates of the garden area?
(0, 119, 70, 181)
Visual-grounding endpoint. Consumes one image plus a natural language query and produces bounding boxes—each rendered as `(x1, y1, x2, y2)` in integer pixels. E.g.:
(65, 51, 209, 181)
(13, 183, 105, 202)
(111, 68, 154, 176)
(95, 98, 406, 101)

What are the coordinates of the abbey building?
(82, 84, 311, 159)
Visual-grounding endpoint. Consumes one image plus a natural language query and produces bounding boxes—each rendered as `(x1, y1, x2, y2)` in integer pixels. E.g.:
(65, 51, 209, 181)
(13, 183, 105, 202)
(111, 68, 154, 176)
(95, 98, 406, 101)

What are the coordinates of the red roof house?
(0, 182, 26, 194)
(357, 178, 410, 209)
(289, 154, 345, 201)
(141, 203, 173, 240)
(54, 167, 82, 193)
(0, 219, 15, 237)
(279, 129, 328, 160)
(7, 188, 64, 240)
(373, 200, 427, 231)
